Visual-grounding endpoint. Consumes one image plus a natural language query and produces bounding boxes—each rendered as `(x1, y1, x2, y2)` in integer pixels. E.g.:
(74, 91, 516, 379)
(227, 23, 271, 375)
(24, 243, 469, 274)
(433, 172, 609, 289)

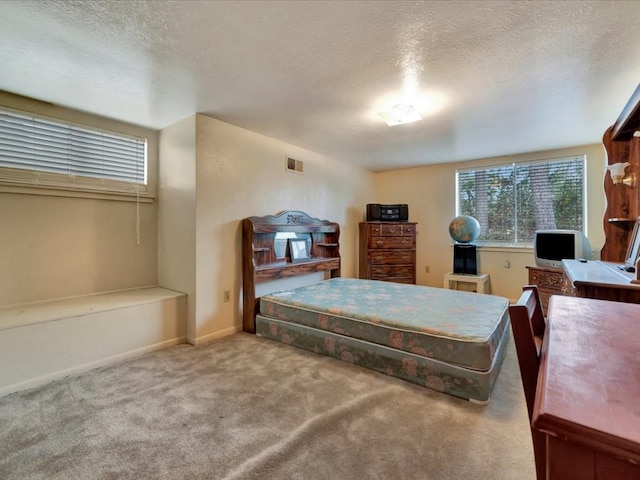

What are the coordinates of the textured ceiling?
(1, 0, 640, 171)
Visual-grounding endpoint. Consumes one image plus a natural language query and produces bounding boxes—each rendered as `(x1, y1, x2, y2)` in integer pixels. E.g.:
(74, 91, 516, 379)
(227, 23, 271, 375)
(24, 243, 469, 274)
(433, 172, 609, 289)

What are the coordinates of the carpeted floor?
(0, 332, 535, 479)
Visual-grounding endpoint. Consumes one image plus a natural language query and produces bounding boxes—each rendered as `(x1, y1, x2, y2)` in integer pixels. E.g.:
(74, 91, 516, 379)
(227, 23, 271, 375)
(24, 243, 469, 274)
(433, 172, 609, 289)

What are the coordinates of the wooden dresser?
(526, 265, 573, 316)
(359, 222, 416, 284)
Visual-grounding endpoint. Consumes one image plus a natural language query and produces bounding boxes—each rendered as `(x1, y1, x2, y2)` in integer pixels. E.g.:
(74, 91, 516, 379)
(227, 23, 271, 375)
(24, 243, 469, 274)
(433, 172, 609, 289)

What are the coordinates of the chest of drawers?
(526, 265, 573, 316)
(359, 222, 417, 284)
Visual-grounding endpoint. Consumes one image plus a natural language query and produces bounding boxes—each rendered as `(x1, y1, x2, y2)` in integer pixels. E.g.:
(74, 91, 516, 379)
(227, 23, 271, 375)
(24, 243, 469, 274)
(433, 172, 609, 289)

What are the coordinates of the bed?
(242, 211, 510, 404)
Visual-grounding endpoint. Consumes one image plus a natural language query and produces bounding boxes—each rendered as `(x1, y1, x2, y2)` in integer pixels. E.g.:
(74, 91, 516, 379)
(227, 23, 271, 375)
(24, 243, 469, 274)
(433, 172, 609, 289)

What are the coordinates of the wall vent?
(286, 156, 304, 174)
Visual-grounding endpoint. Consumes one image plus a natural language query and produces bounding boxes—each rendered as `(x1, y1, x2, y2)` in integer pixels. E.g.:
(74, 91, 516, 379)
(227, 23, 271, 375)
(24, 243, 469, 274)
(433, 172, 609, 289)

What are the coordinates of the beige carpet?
(0, 332, 535, 479)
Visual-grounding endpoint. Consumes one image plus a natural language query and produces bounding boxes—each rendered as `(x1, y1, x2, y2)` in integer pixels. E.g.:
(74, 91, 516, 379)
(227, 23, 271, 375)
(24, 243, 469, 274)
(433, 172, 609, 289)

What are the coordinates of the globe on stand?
(448, 215, 481, 274)
(448, 215, 481, 244)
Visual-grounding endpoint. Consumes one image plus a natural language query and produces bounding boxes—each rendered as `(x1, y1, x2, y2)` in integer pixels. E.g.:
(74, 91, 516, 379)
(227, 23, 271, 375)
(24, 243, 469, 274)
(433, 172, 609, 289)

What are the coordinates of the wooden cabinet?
(526, 265, 573, 315)
(601, 84, 640, 262)
(359, 222, 416, 284)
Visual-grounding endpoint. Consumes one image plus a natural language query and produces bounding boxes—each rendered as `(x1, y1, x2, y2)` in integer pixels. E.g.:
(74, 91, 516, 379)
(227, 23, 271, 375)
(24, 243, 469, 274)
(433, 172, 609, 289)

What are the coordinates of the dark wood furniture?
(533, 295, 640, 480)
(526, 266, 573, 316)
(601, 83, 640, 262)
(561, 259, 640, 304)
(242, 211, 340, 333)
(358, 222, 417, 284)
(508, 285, 547, 480)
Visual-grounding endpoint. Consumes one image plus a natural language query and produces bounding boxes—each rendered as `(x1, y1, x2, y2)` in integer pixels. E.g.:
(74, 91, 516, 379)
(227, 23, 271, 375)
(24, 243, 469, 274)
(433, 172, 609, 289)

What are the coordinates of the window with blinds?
(0, 108, 147, 195)
(456, 156, 586, 245)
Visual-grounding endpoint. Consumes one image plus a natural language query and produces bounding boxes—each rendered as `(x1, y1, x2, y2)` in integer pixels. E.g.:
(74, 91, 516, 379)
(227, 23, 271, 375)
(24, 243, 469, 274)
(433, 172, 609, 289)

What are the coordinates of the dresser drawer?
(370, 224, 415, 236)
(528, 268, 566, 291)
(369, 250, 415, 265)
(369, 236, 415, 249)
(382, 277, 415, 285)
(527, 265, 574, 316)
(370, 265, 414, 279)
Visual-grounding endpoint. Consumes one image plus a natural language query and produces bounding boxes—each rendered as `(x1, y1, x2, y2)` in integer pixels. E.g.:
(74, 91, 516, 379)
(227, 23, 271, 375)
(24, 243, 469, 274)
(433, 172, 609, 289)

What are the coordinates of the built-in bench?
(0, 286, 187, 396)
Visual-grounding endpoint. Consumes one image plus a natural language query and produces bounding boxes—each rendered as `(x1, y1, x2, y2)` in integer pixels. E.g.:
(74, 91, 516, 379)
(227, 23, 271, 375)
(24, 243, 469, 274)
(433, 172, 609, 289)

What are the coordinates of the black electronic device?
(453, 244, 477, 275)
(366, 204, 409, 222)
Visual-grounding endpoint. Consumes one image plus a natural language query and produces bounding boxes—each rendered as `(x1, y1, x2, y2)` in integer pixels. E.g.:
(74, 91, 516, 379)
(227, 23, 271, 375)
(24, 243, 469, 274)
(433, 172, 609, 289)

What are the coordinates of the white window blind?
(456, 156, 586, 245)
(0, 108, 147, 195)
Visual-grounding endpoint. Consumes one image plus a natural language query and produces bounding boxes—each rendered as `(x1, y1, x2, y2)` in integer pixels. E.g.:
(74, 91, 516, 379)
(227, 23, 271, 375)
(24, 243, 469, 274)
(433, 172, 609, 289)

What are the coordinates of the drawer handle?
(402, 256, 409, 260)
(375, 269, 384, 274)
(375, 256, 384, 261)
(402, 240, 409, 244)
(376, 240, 384, 245)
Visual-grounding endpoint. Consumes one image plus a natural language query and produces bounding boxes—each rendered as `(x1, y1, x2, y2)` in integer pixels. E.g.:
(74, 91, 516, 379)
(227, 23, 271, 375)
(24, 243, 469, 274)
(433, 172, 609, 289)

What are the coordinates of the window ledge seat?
(0, 286, 184, 331)
(0, 286, 187, 396)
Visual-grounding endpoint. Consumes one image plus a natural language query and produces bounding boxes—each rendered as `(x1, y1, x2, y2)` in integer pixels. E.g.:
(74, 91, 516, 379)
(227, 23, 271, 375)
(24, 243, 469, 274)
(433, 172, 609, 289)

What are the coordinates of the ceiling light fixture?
(378, 104, 422, 127)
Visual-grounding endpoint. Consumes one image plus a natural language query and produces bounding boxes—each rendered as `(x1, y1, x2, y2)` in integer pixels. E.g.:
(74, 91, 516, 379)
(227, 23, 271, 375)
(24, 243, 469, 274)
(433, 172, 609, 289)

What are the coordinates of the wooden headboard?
(242, 211, 341, 333)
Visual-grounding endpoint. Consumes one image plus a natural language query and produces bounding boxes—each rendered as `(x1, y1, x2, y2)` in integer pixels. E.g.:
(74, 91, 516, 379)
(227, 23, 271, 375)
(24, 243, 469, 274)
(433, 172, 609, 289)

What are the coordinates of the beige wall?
(0, 92, 159, 306)
(374, 144, 607, 301)
(1, 90, 610, 333)
(159, 114, 375, 344)
(158, 115, 197, 340)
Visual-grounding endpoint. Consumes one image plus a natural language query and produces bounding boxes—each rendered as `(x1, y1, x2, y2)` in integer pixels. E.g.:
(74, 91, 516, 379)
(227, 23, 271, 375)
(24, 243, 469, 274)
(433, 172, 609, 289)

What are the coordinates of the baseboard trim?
(191, 325, 242, 346)
(0, 336, 187, 398)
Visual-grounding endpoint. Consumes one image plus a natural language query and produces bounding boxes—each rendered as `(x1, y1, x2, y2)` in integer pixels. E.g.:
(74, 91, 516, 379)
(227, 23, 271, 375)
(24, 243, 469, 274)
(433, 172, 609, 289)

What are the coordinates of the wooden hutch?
(528, 84, 640, 308)
(601, 83, 640, 262)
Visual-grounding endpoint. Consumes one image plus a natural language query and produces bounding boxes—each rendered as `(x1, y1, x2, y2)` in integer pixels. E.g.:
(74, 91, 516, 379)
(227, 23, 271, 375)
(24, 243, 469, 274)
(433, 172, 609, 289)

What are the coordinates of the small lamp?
(606, 162, 637, 188)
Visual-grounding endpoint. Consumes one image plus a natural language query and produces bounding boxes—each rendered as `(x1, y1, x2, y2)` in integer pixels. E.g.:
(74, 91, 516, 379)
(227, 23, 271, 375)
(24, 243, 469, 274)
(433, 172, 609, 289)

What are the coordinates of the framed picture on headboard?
(624, 216, 640, 271)
(289, 238, 310, 262)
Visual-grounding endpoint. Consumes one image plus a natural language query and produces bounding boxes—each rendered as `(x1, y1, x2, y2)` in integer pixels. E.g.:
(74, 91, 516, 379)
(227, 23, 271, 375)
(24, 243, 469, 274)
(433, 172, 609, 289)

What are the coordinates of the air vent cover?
(286, 156, 304, 174)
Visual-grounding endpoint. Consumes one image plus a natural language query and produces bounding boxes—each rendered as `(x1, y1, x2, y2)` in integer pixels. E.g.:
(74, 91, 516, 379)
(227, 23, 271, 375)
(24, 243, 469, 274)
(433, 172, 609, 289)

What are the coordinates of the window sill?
(450, 244, 533, 253)
(0, 184, 155, 203)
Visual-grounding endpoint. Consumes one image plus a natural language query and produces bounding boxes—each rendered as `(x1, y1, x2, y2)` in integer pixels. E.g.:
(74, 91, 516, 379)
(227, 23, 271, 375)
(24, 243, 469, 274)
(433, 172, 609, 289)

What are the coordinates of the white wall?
(158, 115, 197, 340)
(0, 92, 159, 306)
(374, 144, 606, 301)
(158, 114, 375, 344)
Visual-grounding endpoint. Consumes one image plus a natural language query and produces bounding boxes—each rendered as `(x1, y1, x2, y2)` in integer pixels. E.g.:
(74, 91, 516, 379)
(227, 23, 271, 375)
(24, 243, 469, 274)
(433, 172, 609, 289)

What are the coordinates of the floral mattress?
(256, 278, 511, 403)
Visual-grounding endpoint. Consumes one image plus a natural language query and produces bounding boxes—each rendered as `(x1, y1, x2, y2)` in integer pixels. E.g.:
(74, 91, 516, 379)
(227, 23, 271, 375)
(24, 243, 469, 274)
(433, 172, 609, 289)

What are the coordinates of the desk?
(562, 259, 640, 304)
(533, 296, 640, 480)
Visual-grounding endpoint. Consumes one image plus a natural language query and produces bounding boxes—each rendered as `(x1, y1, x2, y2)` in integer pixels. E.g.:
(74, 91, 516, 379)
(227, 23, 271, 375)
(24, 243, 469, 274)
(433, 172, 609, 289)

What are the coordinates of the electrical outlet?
(503, 260, 510, 269)
(425, 265, 431, 273)
(223, 290, 231, 302)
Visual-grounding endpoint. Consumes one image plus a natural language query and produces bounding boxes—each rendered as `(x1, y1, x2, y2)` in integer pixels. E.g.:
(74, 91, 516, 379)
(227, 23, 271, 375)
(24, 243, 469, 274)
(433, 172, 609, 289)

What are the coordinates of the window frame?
(455, 155, 588, 248)
(0, 106, 153, 202)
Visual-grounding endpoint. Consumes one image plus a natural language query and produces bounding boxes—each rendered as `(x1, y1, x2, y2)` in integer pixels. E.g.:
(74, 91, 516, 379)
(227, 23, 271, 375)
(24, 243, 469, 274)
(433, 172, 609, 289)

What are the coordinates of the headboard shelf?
(255, 257, 341, 281)
(242, 210, 341, 333)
